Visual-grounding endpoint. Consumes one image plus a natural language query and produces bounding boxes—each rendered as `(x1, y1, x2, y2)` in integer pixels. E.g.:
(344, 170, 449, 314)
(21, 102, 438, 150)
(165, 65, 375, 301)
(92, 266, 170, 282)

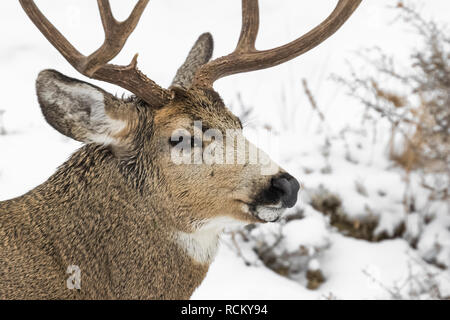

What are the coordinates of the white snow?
(282, 209, 330, 252)
(191, 243, 318, 300)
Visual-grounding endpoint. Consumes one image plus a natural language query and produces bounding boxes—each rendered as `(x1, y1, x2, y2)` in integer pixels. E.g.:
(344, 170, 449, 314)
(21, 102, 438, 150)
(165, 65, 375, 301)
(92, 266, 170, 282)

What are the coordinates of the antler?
(192, 0, 362, 88)
(19, 0, 172, 108)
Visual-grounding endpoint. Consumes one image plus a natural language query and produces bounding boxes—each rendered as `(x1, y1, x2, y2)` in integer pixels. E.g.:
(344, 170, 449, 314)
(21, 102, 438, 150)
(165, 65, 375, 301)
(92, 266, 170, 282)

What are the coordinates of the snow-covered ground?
(1, 0, 449, 299)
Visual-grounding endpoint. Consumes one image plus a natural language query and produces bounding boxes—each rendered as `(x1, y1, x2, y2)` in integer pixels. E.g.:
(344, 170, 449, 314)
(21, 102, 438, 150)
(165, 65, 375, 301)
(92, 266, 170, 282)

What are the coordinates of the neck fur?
(175, 217, 245, 264)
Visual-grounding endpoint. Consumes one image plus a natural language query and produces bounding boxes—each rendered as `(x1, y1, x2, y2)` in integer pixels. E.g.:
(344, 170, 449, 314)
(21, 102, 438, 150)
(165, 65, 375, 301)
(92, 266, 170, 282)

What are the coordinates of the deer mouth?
(254, 204, 285, 222)
(241, 202, 285, 223)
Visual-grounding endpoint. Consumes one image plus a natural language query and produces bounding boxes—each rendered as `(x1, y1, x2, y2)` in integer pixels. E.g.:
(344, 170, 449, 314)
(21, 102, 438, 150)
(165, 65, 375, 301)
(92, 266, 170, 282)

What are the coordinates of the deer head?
(19, 0, 361, 227)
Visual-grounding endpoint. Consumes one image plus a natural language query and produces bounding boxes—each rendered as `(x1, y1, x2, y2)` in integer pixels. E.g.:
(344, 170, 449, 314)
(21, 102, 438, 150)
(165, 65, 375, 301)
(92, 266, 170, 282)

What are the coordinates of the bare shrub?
(226, 209, 330, 289)
(333, 2, 450, 268)
(308, 186, 404, 242)
(363, 252, 450, 300)
(335, 2, 449, 180)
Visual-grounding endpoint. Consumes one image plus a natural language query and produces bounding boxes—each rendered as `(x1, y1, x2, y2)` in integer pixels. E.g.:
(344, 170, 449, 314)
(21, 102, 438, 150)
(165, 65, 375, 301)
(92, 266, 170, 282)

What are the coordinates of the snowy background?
(1, 0, 449, 299)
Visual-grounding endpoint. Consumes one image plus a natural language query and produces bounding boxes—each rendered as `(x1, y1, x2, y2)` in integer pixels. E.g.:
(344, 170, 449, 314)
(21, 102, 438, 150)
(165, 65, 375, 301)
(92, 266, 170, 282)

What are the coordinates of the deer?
(0, 0, 361, 299)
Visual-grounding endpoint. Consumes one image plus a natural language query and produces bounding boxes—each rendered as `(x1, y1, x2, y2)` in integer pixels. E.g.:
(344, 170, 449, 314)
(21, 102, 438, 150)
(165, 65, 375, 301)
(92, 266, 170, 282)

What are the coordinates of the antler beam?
(192, 0, 362, 88)
(19, 0, 172, 108)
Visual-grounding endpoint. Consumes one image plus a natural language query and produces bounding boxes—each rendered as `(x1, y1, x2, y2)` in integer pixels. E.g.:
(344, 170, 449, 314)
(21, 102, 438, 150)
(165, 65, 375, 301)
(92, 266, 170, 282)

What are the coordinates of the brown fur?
(0, 144, 207, 299)
(0, 80, 280, 299)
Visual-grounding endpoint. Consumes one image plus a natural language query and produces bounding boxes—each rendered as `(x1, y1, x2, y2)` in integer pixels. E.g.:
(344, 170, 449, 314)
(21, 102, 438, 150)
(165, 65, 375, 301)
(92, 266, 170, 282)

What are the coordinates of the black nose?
(270, 173, 300, 208)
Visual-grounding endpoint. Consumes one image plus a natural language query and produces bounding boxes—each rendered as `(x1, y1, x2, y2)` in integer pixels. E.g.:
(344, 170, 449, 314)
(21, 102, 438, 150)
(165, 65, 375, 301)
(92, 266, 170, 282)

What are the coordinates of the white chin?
(255, 205, 285, 222)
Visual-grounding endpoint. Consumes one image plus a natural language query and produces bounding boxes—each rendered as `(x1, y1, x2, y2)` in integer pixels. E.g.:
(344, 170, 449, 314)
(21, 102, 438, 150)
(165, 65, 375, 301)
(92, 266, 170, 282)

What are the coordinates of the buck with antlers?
(0, 0, 360, 299)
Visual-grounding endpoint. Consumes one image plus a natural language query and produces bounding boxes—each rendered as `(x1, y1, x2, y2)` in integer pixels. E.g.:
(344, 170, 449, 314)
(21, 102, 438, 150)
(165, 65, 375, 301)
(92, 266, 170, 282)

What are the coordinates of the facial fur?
(35, 70, 298, 230)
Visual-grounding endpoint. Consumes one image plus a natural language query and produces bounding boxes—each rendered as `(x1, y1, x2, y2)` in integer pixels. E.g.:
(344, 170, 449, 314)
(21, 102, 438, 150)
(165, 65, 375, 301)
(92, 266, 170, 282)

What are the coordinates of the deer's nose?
(270, 173, 300, 208)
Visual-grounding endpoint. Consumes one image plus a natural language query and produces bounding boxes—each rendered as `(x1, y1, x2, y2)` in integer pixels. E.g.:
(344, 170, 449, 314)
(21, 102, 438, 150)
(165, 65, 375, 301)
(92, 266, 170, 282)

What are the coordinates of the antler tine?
(236, 0, 259, 52)
(192, 0, 362, 88)
(85, 0, 149, 75)
(19, 0, 172, 108)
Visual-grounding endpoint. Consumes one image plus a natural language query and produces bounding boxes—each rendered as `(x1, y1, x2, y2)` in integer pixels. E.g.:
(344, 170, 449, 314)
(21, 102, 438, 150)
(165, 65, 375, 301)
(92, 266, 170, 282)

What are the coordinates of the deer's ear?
(171, 33, 214, 89)
(36, 69, 133, 147)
